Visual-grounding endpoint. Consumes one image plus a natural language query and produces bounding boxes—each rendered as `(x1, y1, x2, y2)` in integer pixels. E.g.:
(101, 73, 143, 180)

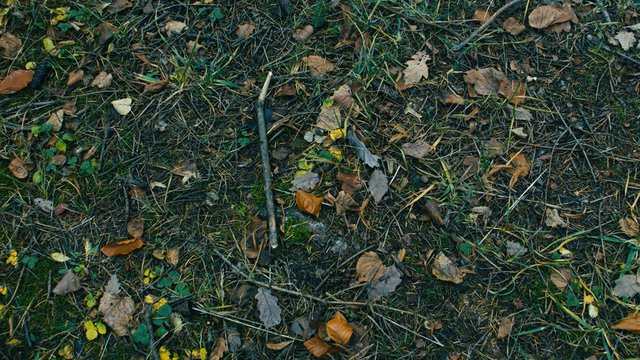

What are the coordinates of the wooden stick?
(452, 0, 523, 52)
(256, 72, 278, 249)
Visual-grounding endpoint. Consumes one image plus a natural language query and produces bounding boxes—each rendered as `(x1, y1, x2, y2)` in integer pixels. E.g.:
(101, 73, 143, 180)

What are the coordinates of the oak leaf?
(403, 51, 430, 85)
(99, 275, 135, 336)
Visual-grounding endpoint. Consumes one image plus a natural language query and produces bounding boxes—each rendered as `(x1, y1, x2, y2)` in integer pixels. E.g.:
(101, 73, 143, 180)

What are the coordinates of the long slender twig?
(452, 0, 523, 52)
(256, 72, 278, 249)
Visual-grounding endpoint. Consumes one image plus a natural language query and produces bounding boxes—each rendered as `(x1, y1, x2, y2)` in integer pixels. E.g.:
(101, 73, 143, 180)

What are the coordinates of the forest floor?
(1, 0, 640, 359)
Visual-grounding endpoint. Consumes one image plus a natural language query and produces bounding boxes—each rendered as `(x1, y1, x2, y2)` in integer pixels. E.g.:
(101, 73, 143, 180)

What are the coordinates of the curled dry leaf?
(209, 336, 228, 360)
(304, 335, 338, 358)
(296, 190, 323, 217)
(53, 271, 82, 296)
(171, 160, 199, 184)
(402, 139, 431, 159)
(508, 153, 531, 189)
(443, 93, 464, 105)
(337, 172, 363, 195)
(355, 251, 385, 282)
(528, 5, 578, 32)
(235, 23, 256, 38)
(326, 312, 353, 345)
(463, 68, 507, 96)
(619, 217, 639, 237)
(0, 32, 22, 57)
(545, 208, 568, 228)
(403, 51, 430, 85)
(334, 191, 356, 216)
(99, 274, 135, 336)
(422, 199, 444, 226)
(497, 317, 515, 339)
(143, 80, 168, 94)
(163, 20, 187, 36)
(100, 238, 144, 256)
(303, 55, 335, 77)
(612, 313, 640, 333)
(293, 25, 314, 41)
(432, 252, 465, 284)
(503, 17, 526, 35)
(8, 156, 34, 179)
(91, 71, 113, 88)
(266, 340, 293, 351)
(67, 70, 84, 86)
(472, 9, 491, 25)
(0, 69, 34, 94)
(549, 268, 572, 290)
(166, 248, 180, 266)
(127, 218, 144, 238)
(243, 215, 267, 259)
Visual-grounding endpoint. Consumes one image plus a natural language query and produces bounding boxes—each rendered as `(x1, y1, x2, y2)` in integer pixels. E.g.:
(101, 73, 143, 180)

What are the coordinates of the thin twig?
(452, 0, 523, 52)
(256, 71, 278, 249)
(552, 103, 598, 183)
(144, 306, 160, 360)
(379, 4, 458, 36)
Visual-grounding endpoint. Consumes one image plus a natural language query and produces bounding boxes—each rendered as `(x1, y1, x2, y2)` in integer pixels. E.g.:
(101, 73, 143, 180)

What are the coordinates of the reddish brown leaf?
(8, 156, 35, 179)
(0, 69, 34, 94)
(101, 238, 144, 256)
(53, 203, 68, 216)
(508, 153, 531, 189)
(303, 335, 338, 358)
(336, 172, 362, 195)
(275, 85, 296, 97)
(612, 313, 640, 333)
(326, 312, 353, 346)
(295, 190, 323, 217)
(499, 79, 526, 105)
(127, 218, 144, 238)
(143, 80, 168, 94)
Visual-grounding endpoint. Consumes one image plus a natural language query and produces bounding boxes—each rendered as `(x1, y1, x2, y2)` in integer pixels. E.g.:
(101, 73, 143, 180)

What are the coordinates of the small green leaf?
(156, 325, 168, 338)
(211, 7, 224, 20)
(55, 139, 67, 152)
(458, 242, 473, 257)
(132, 324, 149, 345)
(155, 304, 172, 317)
(32, 171, 43, 184)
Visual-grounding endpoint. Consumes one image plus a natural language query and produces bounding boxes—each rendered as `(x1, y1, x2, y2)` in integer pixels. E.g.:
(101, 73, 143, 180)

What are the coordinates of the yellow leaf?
(6, 338, 21, 346)
(329, 128, 344, 141)
(6, 250, 18, 266)
(328, 146, 343, 161)
(58, 344, 74, 359)
(144, 294, 155, 304)
(96, 322, 107, 335)
(85, 321, 98, 341)
(0, 285, 7, 296)
(159, 346, 171, 360)
(25, 61, 36, 70)
(50, 252, 70, 262)
(43, 38, 56, 53)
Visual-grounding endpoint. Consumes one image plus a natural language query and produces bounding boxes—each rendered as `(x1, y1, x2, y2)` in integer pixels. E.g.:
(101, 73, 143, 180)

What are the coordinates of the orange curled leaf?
(101, 238, 144, 256)
(295, 190, 323, 217)
(612, 313, 640, 333)
(0, 69, 34, 94)
(303, 335, 338, 358)
(326, 312, 353, 345)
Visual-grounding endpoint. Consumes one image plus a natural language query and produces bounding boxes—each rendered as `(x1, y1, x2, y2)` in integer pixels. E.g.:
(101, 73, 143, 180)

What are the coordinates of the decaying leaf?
(528, 5, 578, 32)
(508, 153, 531, 188)
(111, 98, 132, 115)
(266, 340, 293, 350)
(293, 25, 314, 42)
(432, 252, 465, 284)
(243, 215, 267, 259)
(334, 191, 356, 216)
(356, 251, 386, 282)
(236, 23, 256, 38)
(506, 241, 528, 257)
(91, 71, 113, 88)
(163, 20, 187, 36)
(34, 198, 55, 212)
(612, 274, 640, 298)
(0, 33, 22, 57)
(402, 51, 430, 85)
(296, 189, 323, 217)
(303, 55, 335, 77)
(463, 68, 507, 96)
(347, 131, 380, 168)
(67, 70, 84, 86)
(497, 317, 515, 339)
(331, 84, 356, 110)
(612, 313, 640, 333)
(619, 217, 639, 237)
(472, 9, 491, 24)
(209, 336, 227, 360)
(166, 248, 180, 267)
(53, 271, 82, 295)
(545, 208, 568, 228)
(367, 265, 402, 299)
(275, 85, 296, 97)
(46, 109, 64, 132)
(326, 312, 353, 345)
(100, 238, 144, 256)
(315, 104, 342, 131)
(8, 157, 34, 179)
(503, 17, 526, 35)
(402, 139, 431, 159)
(171, 160, 199, 184)
(614, 31, 637, 51)
(368, 169, 388, 203)
(291, 317, 313, 338)
(107, 0, 132, 13)
(255, 287, 282, 328)
(127, 218, 144, 238)
(443, 93, 464, 105)
(50, 252, 70, 262)
(99, 274, 135, 336)
(143, 80, 168, 94)
(304, 335, 338, 358)
(337, 172, 363, 195)
(549, 268, 572, 290)
(422, 199, 444, 226)
(0, 69, 34, 94)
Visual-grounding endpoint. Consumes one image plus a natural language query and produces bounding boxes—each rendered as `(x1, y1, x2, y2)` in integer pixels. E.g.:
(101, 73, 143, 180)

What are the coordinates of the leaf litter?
(255, 287, 282, 328)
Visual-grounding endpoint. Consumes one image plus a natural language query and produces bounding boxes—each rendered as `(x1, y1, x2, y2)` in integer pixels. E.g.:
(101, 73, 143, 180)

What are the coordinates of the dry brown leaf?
(402, 139, 431, 159)
(127, 218, 144, 238)
(209, 336, 227, 360)
(545, 208, 568, 228)
(497, 317, 515, 339)
(503, 17, 526, 35)
(46, 109, 64, 132)
(152, 249, 165, 260)
(326, 312, 353, 345)
(528, 5, 578, 31)
(337, 172, 363, 195)
(63, 98, 77, 115)
(619, 217, 639, 237)
(53, 271, 82, 296)
(612, 313, 640, 333)
(243, 215, 267, 259)
(100, 238, 144, 257)
(472, 9, 492, 24)
(403, 51, 430, 85)
(356, 251, 386, 282)
(304, 335, 338, 358)
(303, 55, 335, 77)
(163, 20, 187, 36)
(295, 190, 323, 217)
(171, 160, 199, 184)
(143, 80, 168, 94)
(239, 78, 256, 96)
(293, 25, 314, 42)
(91, 71, 112, 88)
(107, 0, 132, 13)
(266, 340, 293, 351)
(508, 153, 531, 188)
(0, 32, 22, 57)
(8, 156, 34, 179)
(275, 85, 296, 97)
(67, 70, 84, 86)
(463, 68, 507, 96)
(166, 248, 180, 266)
(334, 191, 356, 216)
(331, 84, 356, 110)
(498, 79, 526, 105)
(422, 199, 445, 226)
(235, 23, 256, 38)
(0, 69, 34, 94)
(129, 187, 146, 199)
(99, 275, 135, 336)
(315, 104, 342, 131)
(432, 252, 465, 284)
(443, 93, 464, 105)
(550, 268, 572, 290)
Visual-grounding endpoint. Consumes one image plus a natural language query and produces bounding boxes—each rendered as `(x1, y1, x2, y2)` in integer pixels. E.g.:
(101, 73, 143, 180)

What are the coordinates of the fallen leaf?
(326, 312, 353, 345)
(334, 191, 356, 216)
(34, 198, 55, 212)
(0, 33, 22, 57)
(348, 130, 380, 168)
(242, 215, 267, 259)
(508, 153, 531, 188)
(255, 287, 282, 328)
(50, 252, 71, 262)
(614, 31, 637, 51)
(545, 208, 568, 228)
(209, 336, 227, 360)
(367, 265, 402, 299)
(100, 238, 144, 256)
(368, 169, 388, 203)
(166, 248, 180, 266)
(402, 139, 431, 159)
(443, 93, 464, 105)
(235, 23, 256, 38)
(422, 199, 444, 226)
(143, 80, 168, 94)
(303, 55, 335, 77)
(107, 0, 132, 13)
(506, 241, 528, 257)
(91, 71, 113, 88)
(497, 317, 515, 338)
(507, 105, 533, 121)
(99, 274, 135, 336)
(291, 172, 320, 191)
(171, 160, 199, 184)
(432, 252, 465, 284)
(46, 109, 64, 132)
(266, 340, 293, 351)
(54, 203, 68, 216)
(163, 20, 187, 36)
(503, 17, 526, 35)
(485, 138, 505, 156)
(63, 98, 77, 115)
(336, 172, 363, 195)
(331, 84, 356, 110)
(226, 327, 242, 352)
(472, 9, 491, 24)
(463, 68, 507, 96)
(152, 249, 165, 260)
(0, 69, 34, 94)
(67, 70, 84, 86)
(356, 251, 386, 282)
(612, 313, 640, 333)
(498, 79, 526, 105)
(315, 104, 342, 131)
(304, 335, 338, 358)
(239, 78, 255, 96)
(295, 190, 323, 217)
(8, 156, 34, 179)
(275, 85, 296, 97)
(293, 25, 314, 41)
(127, 218, 144, 238)
(111, 98, 132, 115)
(612, 274, 640, 298)
(291, 317, 313, 338)
(619, 217, 639, 237)
(53, 271, 82, 295)
(403, 51, 430, 85)
(511, 127, 527, 138)
(549, 268, 572, 290)
(528, 5, 578, 31)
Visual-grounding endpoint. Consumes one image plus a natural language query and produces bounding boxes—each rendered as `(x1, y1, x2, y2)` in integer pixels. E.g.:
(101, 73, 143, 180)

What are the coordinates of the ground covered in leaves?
(1, 0, 640, 359)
